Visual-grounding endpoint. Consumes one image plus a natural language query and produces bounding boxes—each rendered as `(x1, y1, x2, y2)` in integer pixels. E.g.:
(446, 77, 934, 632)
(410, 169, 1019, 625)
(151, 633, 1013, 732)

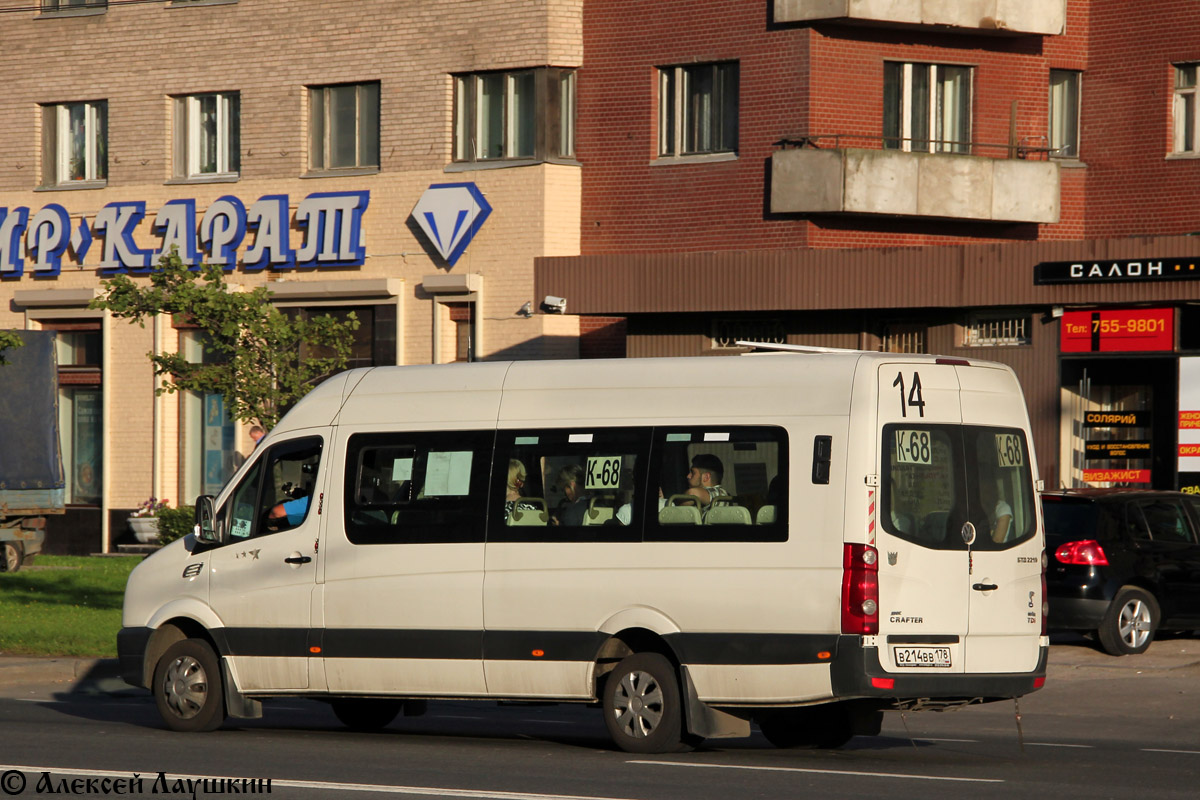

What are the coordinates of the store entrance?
(1059, 357, 1177, 490)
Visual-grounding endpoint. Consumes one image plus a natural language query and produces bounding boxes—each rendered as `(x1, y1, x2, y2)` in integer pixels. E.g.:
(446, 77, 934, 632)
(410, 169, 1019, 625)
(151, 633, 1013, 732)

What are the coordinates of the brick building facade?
(0, 0, 584, 553)
(538, 0, 1200, 493)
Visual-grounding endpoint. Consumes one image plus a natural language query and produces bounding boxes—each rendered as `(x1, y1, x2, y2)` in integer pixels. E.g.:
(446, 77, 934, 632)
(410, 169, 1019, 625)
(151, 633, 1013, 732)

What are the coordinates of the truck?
(0, 330, 63, 573)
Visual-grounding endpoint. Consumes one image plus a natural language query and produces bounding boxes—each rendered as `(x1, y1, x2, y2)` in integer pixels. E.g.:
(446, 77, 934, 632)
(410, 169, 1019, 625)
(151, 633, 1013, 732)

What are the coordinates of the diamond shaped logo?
(411, 182, 492, 267)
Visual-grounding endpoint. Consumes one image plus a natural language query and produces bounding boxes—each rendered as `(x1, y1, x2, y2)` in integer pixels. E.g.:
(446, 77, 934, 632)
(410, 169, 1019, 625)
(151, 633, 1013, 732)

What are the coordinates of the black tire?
(758, 705, 854, 749)
(153, 639, 226, 732)
(1097, 587, 1160, 656)
(602, 653, 690, 754)
(2, 541, 23, 573)
(330, 698, 403, 731)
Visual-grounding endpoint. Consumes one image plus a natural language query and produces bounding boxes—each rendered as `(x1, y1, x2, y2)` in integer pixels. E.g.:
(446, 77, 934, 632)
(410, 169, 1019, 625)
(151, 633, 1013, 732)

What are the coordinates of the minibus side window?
(343, 430, 492, 545)
(881, 425, 963, 550)
(489, 428, 648, 543)
(215, 436, 323, 541)
(965, 426, 1036, 550)
(645, 426, 788, 543)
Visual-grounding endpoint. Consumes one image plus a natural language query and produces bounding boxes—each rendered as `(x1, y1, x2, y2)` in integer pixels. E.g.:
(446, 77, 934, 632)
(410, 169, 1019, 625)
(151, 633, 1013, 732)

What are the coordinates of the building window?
(883, 62, 971, 154)
(173, 93, 240, 178)
(308, 82, 379, 171)
(453, 68, 576, 162)
(43, 322, 103, 505)
(41, 0, 107, 11)
(1049, 70, 1080, 158)
(711, 319, 784, 350)
(1174, 64, 1200, 154)
(881, 323, 926, 354)
(963, 313, 1032, 347)
(178, 330, 241, 502)
(658, 62, 739, 157)
(41, 101, 107, 186)
(288, 305, 395, 371)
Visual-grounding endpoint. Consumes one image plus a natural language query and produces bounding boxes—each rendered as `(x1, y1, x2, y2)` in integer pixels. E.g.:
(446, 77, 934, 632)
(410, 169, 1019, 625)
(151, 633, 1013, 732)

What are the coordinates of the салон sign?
(0, 191, 369, 279)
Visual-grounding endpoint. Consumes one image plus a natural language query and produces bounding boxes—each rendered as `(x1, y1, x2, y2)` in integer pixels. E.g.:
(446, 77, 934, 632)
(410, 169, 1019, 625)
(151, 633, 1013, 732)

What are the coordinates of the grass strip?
(0, 555, 141, 658)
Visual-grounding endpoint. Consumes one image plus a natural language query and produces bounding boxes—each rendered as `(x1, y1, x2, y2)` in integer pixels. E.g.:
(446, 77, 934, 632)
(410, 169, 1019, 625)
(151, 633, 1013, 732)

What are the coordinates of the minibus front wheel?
(153, 638, 227, 732)
(602, 652, 691, 754)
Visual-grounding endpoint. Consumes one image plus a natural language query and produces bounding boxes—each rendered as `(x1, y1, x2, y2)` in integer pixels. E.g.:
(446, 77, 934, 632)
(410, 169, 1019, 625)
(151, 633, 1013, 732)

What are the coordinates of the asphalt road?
(1, 636, 1198, 800)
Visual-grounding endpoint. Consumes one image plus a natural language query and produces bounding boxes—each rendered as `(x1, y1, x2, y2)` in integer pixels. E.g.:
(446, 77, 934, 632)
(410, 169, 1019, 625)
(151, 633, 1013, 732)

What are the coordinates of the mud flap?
(221, 659, 263, 719)
(681, 666, 751, 739)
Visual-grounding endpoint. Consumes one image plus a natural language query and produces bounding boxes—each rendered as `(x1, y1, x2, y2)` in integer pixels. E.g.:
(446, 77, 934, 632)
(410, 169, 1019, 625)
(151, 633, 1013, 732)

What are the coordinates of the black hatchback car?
(1043, 489, 1200, 655)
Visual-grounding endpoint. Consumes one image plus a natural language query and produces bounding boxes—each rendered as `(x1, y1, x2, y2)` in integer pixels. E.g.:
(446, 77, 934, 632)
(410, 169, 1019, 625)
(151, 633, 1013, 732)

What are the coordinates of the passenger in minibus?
(685, 454, 729, 513)
(504, 459, 541, 520)
(554, 464, 589, 526)
(984, 480, 1013, 543)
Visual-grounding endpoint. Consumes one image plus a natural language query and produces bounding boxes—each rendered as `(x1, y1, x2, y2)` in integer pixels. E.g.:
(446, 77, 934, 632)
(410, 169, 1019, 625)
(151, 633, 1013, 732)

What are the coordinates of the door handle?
(284, 555, 312, 565)
(972, 582, 998, 592)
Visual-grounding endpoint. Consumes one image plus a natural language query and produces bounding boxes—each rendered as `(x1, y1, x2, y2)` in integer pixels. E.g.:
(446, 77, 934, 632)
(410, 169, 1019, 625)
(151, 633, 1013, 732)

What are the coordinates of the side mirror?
(195, 495, 220, 544)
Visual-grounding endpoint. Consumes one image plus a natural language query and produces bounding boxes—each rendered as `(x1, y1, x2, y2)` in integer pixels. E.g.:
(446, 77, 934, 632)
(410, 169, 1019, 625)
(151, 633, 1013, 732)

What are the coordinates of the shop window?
(658, 62, 739, 157)
(42, 322, 102, 506)
(308, 82, 379, 171)
(963, 313, 1031, 347)
(1049, 70, 1080, 159)
(178, 330, 241, 502)
(884, 62, 971, 154)
(453, 67, 577, 162)
(41, 100, 107, 187)
(173, 92, 240, 179)
(1174, 64, 1200, 155)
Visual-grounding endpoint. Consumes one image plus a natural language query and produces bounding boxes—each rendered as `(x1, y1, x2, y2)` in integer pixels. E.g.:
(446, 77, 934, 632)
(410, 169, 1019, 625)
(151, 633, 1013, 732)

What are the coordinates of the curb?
(0, 657, 129, 692)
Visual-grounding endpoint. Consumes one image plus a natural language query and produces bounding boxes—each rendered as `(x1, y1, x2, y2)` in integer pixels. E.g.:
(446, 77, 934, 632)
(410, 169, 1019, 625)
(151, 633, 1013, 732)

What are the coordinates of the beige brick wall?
(0, 0, 584, 547)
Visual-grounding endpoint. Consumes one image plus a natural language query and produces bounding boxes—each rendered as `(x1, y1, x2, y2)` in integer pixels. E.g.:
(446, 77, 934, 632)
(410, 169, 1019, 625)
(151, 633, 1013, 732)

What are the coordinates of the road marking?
(916, 737, 978, 743)
(0, 766, 640, 800)
(1143, 748, 1200, 755)
(629, 760, 1002, 783)
(1023, 743, 1093, 749)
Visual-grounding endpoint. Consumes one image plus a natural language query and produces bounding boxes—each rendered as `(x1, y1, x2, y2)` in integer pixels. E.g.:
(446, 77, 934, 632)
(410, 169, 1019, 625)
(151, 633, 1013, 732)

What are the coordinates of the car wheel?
(2, 541, 23, 573)
(1097, 587, 1159, 656)
(758, 705, 854, 749)
(153, 639, 226, 732)
(602, 653, 691, 754)
(330, 698, 403, 731)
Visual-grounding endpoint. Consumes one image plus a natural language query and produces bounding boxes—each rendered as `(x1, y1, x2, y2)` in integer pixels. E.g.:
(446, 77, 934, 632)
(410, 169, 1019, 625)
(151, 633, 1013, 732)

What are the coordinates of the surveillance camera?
(541, 295, 567, 314)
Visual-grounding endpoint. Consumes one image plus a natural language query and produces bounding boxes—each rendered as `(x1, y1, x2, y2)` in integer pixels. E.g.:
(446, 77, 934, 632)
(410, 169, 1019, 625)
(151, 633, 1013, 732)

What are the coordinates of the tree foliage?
(0, 330, 22, 366)
(91, 251, 359, 429)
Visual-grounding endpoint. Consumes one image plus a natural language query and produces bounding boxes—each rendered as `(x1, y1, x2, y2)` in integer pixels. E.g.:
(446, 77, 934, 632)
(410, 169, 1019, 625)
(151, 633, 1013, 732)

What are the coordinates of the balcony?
(774, 1, 1064, 36)
(770, 138, 1060, 224)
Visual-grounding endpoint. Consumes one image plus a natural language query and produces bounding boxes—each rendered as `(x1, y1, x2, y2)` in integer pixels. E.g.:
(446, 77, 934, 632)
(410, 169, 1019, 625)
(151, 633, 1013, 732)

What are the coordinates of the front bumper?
(830, 636, 1048, 702)
(116, 626, 154, 689)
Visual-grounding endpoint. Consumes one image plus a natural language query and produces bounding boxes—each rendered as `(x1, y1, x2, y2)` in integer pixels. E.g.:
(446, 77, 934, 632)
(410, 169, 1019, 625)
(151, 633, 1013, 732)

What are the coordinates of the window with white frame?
(883, 62, 971, 154)
(41, 101, 107, 186)
(658, 62, 739, 157)
(173, 93, 240, 179)
(308, 82, 379, 171)
(963, 313, 1031, 347)
(453, 68, 576, 162)
(1049, 70, 1080, 158)
(41, 0, 107, 11)
(1174, 64, 1200, 154)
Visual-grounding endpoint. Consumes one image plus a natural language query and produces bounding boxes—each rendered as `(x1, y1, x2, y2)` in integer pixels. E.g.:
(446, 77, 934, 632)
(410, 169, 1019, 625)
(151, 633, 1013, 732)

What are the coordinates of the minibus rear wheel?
(330, 698, 404, 731)
(602, 653, 690, 754)
(153, 639, 226, 732)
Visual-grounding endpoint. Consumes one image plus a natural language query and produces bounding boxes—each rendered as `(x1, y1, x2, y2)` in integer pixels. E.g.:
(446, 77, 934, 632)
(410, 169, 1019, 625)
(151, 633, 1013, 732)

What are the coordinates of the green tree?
(91, 251, 359, 429)
(0, 330, 22, 366)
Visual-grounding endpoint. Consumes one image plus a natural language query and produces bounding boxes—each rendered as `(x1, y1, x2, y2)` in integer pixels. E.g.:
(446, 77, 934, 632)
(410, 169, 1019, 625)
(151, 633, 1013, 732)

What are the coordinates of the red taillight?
(842, 543, 880, 635)
(1054, 539, 1109, 566)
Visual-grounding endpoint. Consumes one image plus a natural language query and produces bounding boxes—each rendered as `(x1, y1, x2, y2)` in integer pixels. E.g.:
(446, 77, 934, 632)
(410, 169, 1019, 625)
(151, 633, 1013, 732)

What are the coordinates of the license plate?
(892, 646, 952, 668)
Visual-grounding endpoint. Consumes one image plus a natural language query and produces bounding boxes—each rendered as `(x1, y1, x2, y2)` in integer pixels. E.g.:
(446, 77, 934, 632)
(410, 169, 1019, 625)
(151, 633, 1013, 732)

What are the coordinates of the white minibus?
(119, 350, 1048, 752)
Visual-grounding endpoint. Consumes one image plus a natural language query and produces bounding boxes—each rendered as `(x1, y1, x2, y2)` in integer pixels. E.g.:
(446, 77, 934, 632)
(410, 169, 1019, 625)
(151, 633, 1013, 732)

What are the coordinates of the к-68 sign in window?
(1060, 308, 1173, 353)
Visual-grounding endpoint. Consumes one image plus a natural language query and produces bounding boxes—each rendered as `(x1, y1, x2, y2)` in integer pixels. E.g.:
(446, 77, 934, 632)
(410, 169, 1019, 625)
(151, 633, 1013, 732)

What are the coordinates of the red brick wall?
(580, 1, 1093, 253)
(579, 316, 627, 359)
